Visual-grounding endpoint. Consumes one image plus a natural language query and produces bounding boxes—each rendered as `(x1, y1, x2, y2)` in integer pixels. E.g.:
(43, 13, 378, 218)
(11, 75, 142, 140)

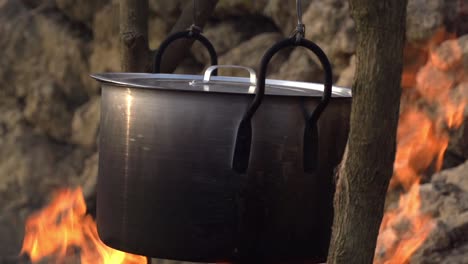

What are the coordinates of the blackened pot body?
(95, 74, 351, 263)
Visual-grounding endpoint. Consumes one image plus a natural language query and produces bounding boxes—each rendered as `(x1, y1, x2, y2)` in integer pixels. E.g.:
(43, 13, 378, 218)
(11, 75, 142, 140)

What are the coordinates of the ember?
(20, 188, 146, 264)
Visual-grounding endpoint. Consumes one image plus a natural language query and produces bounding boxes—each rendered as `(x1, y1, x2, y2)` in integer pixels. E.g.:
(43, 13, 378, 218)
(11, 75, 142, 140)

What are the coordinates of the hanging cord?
(291, 0, 306, 43)
(188, 0, 202, 36)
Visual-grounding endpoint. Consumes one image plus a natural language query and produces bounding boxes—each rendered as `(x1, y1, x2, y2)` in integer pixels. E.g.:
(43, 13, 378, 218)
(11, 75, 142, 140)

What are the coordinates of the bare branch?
(120, 0, 150, 72)
(157, 0, 219, 73)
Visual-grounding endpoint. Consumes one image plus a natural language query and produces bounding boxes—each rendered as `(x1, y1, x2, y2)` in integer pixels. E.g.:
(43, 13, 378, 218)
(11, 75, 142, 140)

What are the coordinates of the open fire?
(20, 188, 147, 264)
(375, 29, 466, 263)
(20, 29, 466, 264)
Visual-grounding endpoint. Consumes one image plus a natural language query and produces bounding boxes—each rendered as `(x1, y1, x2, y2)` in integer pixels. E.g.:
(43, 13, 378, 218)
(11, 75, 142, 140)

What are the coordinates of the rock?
(336, 55, 356, 88)
(411, 216, 468, 264)
(92, 1, 119, 44)
(55, 0, 109, 26)
(444, 85, 468, 168)
(0, 0, 29, 96)
(71, 97, 100, 149)
(89, 1, 120, 78)
(214, 0, 267, 17)
(76, 151, 98, 218)
(0, 210, 29, 260)
(23, 80, 73, 141)
(149, 0, 184, 27)
(432, 160, 468, 193)
(149, 16, 169, 48)
(458, 35, 468, 70)
(406, 0, 446, 43)
(0, 10, 95, 248)
(406, 0, 461, 43)
(192, 21, 243, 64)
(174, 57, 204, 75)
(269, 49, 323, 83)
(0, 2, 94, 250)
(0, 0, 91, 101)
(78, 153, 98, 200)
(405, 161, 468, 263)
(0, 97, 24, 135)
(302, 0, 355, 77)
(0, 127, 88, 212)
(412, 194, 468, 263)
(191, 16, 278, 65)
(218, 33, 287, 77)
(295, 0, 462, 79)
(447, 0, 467, 33)
(263, 0, 312, 35)
(445, 108, 468, 169)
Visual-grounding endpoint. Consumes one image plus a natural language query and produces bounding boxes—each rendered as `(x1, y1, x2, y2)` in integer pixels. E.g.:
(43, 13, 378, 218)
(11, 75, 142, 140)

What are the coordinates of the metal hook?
(296, 0, 303, 25)
(293, 0, 306, 43)
(193, 0, 198, 26)
(188, 0, 202, 35)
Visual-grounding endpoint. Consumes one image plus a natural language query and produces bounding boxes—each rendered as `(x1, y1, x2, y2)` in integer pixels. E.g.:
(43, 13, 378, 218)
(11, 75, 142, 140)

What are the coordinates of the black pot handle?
(153, 29, 218, 75)
(232, 36, 333, 173)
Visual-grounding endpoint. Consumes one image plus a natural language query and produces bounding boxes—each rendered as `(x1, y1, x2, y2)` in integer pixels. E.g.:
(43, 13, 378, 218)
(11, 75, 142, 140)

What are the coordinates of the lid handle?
(232, 37, 333, 174)
(203, 65, 256, 85)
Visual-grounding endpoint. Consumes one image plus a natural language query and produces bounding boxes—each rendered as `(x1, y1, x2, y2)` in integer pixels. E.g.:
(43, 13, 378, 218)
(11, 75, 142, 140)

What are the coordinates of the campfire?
(2, 0, 466, 262)
(21, 33, 467, 264)
(19, 23, 467, 264)
(375, 29, 467, 263)
(20, 34, 467, 264)
(20, 188, 147, 263)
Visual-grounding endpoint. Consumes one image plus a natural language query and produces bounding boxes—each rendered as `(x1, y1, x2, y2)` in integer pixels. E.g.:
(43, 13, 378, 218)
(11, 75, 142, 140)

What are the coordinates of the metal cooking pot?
(92, 39, 352, 263)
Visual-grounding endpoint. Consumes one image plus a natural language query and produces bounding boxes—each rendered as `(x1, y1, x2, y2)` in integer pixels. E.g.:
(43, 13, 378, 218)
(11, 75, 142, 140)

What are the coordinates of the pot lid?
(91, 67, 352, 98)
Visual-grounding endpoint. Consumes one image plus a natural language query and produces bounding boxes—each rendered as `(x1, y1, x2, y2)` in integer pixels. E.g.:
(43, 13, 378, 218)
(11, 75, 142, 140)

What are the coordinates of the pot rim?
(91, 72, 352, 98)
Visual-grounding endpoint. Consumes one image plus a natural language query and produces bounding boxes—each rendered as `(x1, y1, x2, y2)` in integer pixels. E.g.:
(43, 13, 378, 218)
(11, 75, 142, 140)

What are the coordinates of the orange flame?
(20, 188, 147, 264)
(391, 109, 449, 190)
(401, 28, 456, 89)
(375, 181, 435, 263)
(376, 30, 466, 263)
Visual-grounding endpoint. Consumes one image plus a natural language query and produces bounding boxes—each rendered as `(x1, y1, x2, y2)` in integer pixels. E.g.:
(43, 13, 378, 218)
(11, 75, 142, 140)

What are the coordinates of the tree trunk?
(120, 0, 150, 72)
(327, 1, 408, 264)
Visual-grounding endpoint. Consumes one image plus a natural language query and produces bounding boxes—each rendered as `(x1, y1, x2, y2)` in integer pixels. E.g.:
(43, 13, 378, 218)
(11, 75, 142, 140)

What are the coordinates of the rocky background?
(0, 0, 467, 263)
